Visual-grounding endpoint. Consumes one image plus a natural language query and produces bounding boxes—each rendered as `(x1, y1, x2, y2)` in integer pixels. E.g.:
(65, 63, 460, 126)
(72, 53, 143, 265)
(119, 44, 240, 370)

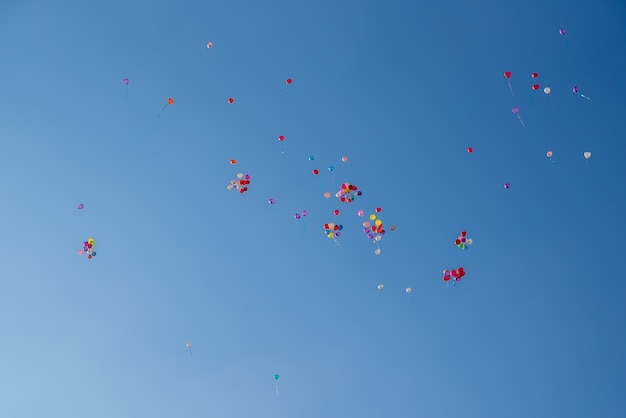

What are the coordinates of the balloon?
(531, 72, 539, 78)
(228, 97, 234, 104)
(324, 192, 331, 198)
(286, 78, 292, 85)
(302, 210, 308, 216)
(77, 250, 84, 255)
(358, 210, 364, 217)
(207, 41, 213, 48)
(334, 209, 339, 215)
(168, 98, 174, 105)
(294, 213, 301, 219)
(573, 86, 591, 100)
(546, 151, 553, 158)
(544, 87, 551, 94)
(559, 28, 566, 35)
(512, 107, 525, 127)
(313, 169, 319, 175)
(269, 198, 275, 204)
(186, 343, 192, 349)
(375, 207, 381, 213)
(228, 173, 251, 194)
(377, 284, 384, 290)
(390, 225, 396, 231)
(157, 98, 174, 117)
(374, 248, 381, 255)
(504, 183, 510, 189)
(532, 84, 539, 91)
(230, 159, 237, 165)
(370, 214, 376, 220)
(341, 156, 348, 162)
(274, 374, 280, 380)
(328, 165, 334, 172)
(122, 78, 129, 85)
(467, 147, 473, 153)
(405, 287, 412, 294)
(78, 203, 84, 209)
(309, 155, 315, 161)
(584, 151, 591, 159)
(504, 72, 513, 95)
(278, 135, 285, 141)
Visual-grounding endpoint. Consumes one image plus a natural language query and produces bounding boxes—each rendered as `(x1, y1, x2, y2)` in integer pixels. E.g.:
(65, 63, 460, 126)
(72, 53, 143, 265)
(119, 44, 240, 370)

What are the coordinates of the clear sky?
(1, 1, 625, 417)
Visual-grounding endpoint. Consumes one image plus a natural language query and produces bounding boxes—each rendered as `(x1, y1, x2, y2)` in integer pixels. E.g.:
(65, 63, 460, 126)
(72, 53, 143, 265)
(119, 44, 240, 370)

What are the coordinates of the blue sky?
(1, 1, 625, 417)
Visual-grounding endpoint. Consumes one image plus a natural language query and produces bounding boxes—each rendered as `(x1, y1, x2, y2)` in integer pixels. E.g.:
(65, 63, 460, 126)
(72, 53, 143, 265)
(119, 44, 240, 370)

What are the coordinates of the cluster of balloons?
(335, 182, 361, 203)
(443, 267, 465, 282)
(362, 208, 385, 255)
(324, 222, 343, 240)
(227, 173, 251, 193)
(454, 231, 473, 250)
(78, 238, 96, 259)
(294, 210, 308, 219)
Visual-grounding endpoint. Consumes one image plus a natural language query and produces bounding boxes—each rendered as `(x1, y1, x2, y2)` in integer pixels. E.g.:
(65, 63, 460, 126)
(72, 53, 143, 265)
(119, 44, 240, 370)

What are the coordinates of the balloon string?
(508, 80, 514, 96)
(580, 94, 592, 101)
(275, 382, 279, 396)
(157, 104, 168, 118)
(516, 114, 525, 128)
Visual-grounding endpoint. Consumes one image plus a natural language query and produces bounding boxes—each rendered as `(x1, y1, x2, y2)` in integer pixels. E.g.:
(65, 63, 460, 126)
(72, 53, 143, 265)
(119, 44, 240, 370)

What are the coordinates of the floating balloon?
(443, 267, 466, 283)
(390, 225, 396, 231)
(559, 28, 566, 36)
(543, 87, 551, 94)
(358, 210, 364, 217)
(573, 86, 591, 100)
(278, 135, 285, 142)
(377, 284, 384, 290)
(532, 84, 540, 91)
(122, 78, 129, 85)
(186, 342, 193, 358)
(313, 169, 319, 175)
(274, 374, 280, 395)
(334, 209, 339, 215)
(328, 165, 334, 172)
(324, 222, 343, 243)
(504, 183, 511, 189)
(341, 156, 348, 163)
(230, 159, 237, 165)
(531, 72, 539, 78)
(207, 41, 213, 49)
(77, 203, 84, 209)
(228, 97, 234, 104)
(309, 155, 315, 161)
(584, 151, 591, 159)
(269, 198, 275, 204)
(405, 287, 412, 294)
(467, 147, 473, 153)
(547, 151, 553, 158)
(286, 78, 292, 85)
(227, 173, 251, 194)
(122, 78, 129, 98)
(504, 71, 513, 95)
(363, 212, 386, 254)
(323, 192, 331, 199)
(157, 98, 174, 118)
(512, 106, 525, 127)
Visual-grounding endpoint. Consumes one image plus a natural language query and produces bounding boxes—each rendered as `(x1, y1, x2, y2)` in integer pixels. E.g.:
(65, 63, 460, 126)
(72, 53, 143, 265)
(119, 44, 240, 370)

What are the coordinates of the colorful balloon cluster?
(454, 231, 473, 250)
(78, 238, 96, 259)
(443, 267, 465, 282)
(335, 182, 361, 203)
(362, 208, 385, 255)
(324, 222, 343, 239)
(227, 173, 251, 193)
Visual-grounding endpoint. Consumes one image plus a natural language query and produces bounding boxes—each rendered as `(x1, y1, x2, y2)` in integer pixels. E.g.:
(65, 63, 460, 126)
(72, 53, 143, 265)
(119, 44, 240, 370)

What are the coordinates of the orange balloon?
(168, 98, 174, 105)
(230, 159, 237, 165)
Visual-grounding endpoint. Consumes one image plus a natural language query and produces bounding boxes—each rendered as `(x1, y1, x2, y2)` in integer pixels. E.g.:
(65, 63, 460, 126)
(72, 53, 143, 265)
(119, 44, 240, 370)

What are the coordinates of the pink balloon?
(122, 78, 129, 85)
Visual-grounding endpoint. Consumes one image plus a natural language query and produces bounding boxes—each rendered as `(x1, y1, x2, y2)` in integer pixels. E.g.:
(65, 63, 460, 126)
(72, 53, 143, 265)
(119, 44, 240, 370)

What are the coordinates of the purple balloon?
(268, 198, 275, 204)
(511, 106, 519, 114)
(122, 78, 129, 85)
(301, 210, 308, 217)
(504, 183, 511, 189)
(559, 28, 566, 35)
(294, 213, 301, 219)
(573, 86, 579, 93)
(78, 203, 84, 209)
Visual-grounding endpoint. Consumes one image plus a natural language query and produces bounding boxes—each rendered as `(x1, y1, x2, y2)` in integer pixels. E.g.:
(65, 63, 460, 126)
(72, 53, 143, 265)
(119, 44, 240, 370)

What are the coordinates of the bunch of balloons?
(227, 173, 251, 193)
(78, 238, 96, 259)
(323, 222, 343, 240)
(362, 209, 385, 255)
(443, 267, 465, 282)
(454, 231, 473, 250)
(335, 182, 361, 203)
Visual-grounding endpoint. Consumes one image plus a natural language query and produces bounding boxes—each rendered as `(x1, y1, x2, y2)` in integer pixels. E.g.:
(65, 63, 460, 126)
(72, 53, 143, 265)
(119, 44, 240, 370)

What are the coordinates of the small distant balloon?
(230, 159, 237, 165)
(504, 183, 511, 189)
(186, 342, 192, 349)
(122, 78, 129, 85)
(168, 98, 174, 105)
(157, 98, 174, 118)
(269, 198, 275, 204)
(358, 210, 364, 217)
(274, 374, 280, 380)
(547, 151, 553, 158)
(228, 97, 234, 104)
(405, 287, 412, 294)
(341, 156, 348, 163)
(512, 106, 525, 127)
(328, 165, 334, 172)
(334, 209, 339, 216)
(377, 284, 384, 290)
(544, 87, 551, 94)
(503, 71, 513, 95)
(584, 151, 591, 159)
(313, 169, 319, 175)
(531, 72, 539, 78)
(573, 86, 591, 100)
(309, 155, 315, 161)
(374, 248, 381, 255)
(278, 135, 285, 142)
(207, 41, 213, 49)
(559, 28, 566, 36)
(390, 225, 396, 231)
(286, 78, 292, 85)
(324, 192, 331, 198)
(78, 203, 84, 209)
(467, 147, 473, 153)
(532, 84, 540, 91)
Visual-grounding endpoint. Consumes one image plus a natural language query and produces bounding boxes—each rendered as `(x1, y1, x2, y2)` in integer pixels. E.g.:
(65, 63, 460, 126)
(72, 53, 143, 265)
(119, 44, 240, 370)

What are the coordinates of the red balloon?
(468, 147, 473, 153)
(461, 231, 466, 237)
(455, 239, 461, 245)
(228, 97, 234, 104)
(334, 209, 339, 215)
(375, 207, 381, 212)
(531, 72, 538, 78)
(532, 84, 540, 90)
(278, 135, 285, 141)
(443, 275, 451, 282)
(286, 78, 292, 84)
(313, 169, 319, 175)
(504, 71, 512, 79)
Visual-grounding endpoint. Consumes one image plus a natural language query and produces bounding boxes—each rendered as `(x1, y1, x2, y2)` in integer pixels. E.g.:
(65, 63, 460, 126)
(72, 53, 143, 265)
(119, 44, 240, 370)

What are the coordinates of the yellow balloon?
(327, 232, 334, 238)
(369, 214, 376, 221)
(88, 238, 95, 245)
(375, 219, 382, 226)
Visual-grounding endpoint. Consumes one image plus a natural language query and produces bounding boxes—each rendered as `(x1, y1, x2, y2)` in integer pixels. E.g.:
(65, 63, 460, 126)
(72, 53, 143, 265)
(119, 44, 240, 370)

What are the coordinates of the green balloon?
(274, 374, 280, 380)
